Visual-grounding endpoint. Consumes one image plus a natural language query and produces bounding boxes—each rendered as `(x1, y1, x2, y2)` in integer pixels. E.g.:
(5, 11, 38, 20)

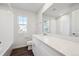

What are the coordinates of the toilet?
(27, 41, 32, 50)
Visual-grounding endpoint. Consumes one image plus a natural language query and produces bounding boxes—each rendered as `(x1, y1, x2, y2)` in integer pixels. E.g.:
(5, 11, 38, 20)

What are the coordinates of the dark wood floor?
(10, 46, 34, 56)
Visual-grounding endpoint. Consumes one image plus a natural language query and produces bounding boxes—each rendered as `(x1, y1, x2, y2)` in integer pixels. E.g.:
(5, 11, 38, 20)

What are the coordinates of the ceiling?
(11, 3, 44, 12)
(0, 3, 44, 13)
(44, 3, 79, 18)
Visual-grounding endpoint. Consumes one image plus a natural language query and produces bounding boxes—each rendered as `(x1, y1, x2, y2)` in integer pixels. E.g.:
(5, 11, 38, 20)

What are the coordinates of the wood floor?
(10, 46, 34, 56)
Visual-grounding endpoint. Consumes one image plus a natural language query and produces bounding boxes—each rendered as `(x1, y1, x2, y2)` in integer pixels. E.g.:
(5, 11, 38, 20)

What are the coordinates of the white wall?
(13, 9, 37, 48)
(56, 14, 70, 36)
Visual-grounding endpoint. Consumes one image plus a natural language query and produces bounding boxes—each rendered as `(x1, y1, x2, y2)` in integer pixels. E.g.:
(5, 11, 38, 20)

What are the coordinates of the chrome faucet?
(0, 41, 1, 44)
(72, 33, 78, 37)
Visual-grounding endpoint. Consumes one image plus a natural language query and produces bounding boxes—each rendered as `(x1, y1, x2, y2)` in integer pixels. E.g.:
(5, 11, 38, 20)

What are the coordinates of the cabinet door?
(32, 36, 63, 56)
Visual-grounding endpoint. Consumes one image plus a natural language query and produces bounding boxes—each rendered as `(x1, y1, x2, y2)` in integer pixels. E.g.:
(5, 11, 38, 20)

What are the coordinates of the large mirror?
(42, 3, 79, 37)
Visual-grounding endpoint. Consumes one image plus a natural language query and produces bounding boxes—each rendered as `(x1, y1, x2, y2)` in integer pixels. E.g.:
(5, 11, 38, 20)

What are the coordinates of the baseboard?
(12, 45, 28, 49)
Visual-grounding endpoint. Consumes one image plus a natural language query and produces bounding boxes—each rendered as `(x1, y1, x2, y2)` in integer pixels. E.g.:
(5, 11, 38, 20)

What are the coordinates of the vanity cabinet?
(32, 36, 63, 56)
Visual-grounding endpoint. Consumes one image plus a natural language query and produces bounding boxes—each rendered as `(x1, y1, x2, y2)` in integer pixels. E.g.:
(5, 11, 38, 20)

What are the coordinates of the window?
(43, 17, 49, 33)
(18, 16, 27, 33)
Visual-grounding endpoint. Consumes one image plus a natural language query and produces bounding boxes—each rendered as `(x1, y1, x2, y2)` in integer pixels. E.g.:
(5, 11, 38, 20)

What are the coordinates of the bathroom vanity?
(32, 34, 79, 56)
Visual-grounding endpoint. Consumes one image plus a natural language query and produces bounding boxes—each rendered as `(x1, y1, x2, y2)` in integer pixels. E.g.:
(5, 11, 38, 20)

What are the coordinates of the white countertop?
(33, 34, 79, 56)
